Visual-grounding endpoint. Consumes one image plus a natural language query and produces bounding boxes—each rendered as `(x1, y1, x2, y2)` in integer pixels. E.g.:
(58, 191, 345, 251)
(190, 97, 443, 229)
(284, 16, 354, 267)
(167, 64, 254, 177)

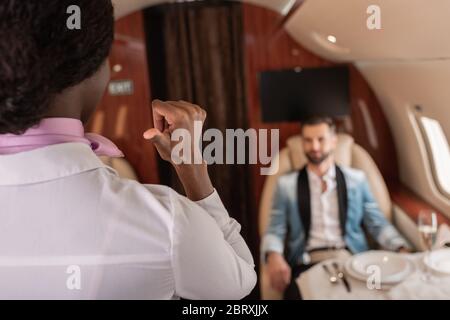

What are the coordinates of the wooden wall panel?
(86, 11, 159, 184)
(243, 4, 334, 216)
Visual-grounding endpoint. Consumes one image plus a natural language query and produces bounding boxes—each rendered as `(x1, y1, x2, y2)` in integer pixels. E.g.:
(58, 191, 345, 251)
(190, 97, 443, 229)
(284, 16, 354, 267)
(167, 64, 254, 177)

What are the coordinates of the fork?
(332, 262, 352, 292)
(322, 264, 338, 285)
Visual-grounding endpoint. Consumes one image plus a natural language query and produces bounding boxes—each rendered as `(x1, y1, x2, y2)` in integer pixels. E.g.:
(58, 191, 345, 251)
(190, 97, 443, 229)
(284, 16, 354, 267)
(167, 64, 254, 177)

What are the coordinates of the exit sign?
(108, 80, 134, 96)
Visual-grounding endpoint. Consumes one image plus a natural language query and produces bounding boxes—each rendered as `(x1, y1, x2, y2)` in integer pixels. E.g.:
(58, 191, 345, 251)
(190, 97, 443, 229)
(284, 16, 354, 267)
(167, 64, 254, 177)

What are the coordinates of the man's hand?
(397, 246, 413, 254)
(144, 100, 214, 201)
(266, 252, 291, 293)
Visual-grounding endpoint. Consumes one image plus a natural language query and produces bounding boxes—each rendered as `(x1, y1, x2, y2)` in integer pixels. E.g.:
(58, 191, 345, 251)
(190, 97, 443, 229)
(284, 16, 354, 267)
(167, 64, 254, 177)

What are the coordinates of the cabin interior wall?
(357, 61, 450, 217)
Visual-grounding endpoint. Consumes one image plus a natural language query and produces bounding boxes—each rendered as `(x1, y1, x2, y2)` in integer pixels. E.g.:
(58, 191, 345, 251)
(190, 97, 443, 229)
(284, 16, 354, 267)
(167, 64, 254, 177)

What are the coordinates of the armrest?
(389, 184, 450, 226)
(388, 184, 450, 252)
(392, 204, 422, 251)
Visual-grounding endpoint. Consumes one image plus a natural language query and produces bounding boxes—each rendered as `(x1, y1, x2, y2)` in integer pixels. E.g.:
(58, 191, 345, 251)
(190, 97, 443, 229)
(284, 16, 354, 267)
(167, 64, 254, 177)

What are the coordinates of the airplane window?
(419, 116, 450, 197)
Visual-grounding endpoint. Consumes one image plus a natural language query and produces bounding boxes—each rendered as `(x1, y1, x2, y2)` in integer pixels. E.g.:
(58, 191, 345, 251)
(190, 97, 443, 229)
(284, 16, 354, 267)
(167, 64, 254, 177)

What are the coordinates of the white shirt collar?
(307, 164, 336, 182)
(0, 143, 115, 186)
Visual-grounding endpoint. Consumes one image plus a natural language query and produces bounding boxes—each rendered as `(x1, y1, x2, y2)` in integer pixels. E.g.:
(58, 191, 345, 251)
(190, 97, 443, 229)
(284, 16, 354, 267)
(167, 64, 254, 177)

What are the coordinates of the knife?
(332, 262, 351, 293)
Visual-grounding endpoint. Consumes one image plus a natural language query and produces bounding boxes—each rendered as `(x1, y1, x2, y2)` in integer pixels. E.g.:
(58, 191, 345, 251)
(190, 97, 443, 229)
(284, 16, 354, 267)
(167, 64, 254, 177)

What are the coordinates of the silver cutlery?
(332, 262, 351, 293)
(322, 264, 338, 285)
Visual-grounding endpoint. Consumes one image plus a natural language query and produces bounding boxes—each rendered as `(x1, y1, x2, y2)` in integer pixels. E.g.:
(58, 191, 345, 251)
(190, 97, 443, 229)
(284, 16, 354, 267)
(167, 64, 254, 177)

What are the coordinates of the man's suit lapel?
(335, 166, 348, 237)
(297, 166, 311, 244)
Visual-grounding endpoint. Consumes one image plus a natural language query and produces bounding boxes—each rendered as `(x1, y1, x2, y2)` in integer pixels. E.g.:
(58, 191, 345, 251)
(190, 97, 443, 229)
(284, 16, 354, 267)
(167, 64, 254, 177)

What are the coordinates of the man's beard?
(306, 151, 331, 165)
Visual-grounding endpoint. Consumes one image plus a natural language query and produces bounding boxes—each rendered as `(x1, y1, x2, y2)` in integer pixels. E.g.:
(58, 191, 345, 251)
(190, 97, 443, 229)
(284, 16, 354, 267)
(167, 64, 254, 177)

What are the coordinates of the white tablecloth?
(296, 252, 450, 300)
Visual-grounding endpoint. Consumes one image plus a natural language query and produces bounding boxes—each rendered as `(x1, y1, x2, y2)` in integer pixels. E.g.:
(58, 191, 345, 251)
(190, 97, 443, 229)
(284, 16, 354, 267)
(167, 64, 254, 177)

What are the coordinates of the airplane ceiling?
(113, 0, 450, 62)
(285, 0, 450, 62)
(113, 0, 295, 20)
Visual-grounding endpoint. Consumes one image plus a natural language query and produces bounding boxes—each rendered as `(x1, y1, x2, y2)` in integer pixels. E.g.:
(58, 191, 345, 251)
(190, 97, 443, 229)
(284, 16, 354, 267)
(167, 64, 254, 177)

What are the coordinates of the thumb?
(143, 128, 163, 141)
(144, 128, 172, 163)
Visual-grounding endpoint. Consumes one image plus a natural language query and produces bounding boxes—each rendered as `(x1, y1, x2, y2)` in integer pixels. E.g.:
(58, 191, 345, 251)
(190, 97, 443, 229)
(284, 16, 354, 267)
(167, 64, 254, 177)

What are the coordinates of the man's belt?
(308, 246, 348, 254)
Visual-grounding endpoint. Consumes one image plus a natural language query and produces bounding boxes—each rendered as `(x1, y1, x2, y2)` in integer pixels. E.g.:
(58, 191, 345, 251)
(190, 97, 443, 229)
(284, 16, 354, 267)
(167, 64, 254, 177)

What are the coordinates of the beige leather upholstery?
(99, 156, 139, 181)
(259, 133, 393, 299)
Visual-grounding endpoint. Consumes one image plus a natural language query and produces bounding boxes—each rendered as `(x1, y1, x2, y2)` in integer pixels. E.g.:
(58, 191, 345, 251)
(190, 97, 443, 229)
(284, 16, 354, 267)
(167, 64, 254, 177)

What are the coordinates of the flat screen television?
(259, 66, 350, 122)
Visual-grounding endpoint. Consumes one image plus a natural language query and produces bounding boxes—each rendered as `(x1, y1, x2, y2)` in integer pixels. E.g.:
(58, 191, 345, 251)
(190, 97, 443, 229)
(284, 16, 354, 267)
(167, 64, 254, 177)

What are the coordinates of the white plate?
(424, 249, 450, 275)
(344, 261, 399, 290)
(345, 251, 412, 284)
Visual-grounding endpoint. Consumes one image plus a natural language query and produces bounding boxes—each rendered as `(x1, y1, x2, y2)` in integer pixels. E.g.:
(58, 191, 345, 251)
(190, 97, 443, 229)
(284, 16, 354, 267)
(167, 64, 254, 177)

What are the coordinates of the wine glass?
(418, 210, 438, 282)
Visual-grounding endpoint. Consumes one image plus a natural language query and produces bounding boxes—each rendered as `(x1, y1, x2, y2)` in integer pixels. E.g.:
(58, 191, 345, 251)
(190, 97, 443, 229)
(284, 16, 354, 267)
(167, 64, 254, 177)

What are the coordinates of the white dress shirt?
(305, 166, 346, 251)
(0, 143, 256, 299)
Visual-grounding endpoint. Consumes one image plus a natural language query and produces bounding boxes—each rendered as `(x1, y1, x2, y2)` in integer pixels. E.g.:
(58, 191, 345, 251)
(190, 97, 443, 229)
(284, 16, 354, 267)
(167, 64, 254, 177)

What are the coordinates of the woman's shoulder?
(95, 167, 177, 222)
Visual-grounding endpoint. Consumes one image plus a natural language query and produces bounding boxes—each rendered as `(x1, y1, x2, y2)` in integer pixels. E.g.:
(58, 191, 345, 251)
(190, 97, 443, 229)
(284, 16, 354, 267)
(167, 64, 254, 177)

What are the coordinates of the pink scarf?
(0, 118, 124, 157)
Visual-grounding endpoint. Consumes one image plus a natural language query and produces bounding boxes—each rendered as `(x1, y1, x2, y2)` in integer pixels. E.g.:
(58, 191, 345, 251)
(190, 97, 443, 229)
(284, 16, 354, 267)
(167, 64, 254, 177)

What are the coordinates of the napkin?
(386, 273, 450, 300)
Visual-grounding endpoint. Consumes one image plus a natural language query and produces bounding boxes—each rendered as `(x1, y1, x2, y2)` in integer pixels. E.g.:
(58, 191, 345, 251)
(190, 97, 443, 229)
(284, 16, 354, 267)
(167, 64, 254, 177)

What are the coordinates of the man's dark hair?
(300, 116, 336, 134)
(0, 0, 114, 134)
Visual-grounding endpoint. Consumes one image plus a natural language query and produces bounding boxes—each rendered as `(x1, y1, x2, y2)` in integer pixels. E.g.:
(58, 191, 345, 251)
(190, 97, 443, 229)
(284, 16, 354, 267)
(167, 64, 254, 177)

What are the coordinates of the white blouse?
(0, 143, 256, 299)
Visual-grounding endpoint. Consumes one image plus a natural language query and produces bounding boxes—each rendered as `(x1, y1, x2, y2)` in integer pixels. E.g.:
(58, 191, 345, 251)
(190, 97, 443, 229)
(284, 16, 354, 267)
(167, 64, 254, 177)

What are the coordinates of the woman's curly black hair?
(0, 0, 114, 134)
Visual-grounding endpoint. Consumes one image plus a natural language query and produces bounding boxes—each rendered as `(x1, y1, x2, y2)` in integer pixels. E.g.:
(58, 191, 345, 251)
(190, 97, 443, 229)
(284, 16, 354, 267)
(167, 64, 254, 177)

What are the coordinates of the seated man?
(261, 116, 410, 299)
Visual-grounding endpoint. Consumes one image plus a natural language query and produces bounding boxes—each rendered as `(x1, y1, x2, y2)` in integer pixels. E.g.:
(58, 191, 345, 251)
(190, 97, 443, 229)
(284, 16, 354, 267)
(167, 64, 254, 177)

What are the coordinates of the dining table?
(296, 251, 450, 300)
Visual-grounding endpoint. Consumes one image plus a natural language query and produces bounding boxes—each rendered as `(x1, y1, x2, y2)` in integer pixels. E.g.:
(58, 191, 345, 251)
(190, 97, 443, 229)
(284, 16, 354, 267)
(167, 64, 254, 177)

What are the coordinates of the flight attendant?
(0, 0, 256, 299)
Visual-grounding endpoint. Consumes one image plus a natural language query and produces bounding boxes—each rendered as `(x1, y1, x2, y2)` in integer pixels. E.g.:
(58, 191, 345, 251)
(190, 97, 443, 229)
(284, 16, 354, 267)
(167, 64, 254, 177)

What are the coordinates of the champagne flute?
(418, 210, 438, 282)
